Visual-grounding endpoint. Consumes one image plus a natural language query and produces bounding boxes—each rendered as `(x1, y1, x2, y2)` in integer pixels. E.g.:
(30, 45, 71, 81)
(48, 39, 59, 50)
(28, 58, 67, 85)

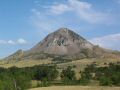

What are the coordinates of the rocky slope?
(5, 28, 120, 60)
(28, 28, 94, 55)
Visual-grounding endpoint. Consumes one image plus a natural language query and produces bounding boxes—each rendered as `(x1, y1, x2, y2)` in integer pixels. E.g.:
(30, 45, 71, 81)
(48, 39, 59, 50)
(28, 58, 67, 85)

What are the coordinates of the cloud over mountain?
(0, 38, 27, 45)
(49, 0, 112, 24)
(90, 33, 120, 50)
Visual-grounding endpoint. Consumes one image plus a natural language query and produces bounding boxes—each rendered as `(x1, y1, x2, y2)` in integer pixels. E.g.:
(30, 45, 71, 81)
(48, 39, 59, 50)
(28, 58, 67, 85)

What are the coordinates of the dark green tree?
(99, 76, 113, 86)
(61, 66, 76, 84)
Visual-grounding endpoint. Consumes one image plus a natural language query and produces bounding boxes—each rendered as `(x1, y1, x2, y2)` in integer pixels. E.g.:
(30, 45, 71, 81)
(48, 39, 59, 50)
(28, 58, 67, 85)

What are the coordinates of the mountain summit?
(28, 28, 94, 55)
(5, 28, 120, 60)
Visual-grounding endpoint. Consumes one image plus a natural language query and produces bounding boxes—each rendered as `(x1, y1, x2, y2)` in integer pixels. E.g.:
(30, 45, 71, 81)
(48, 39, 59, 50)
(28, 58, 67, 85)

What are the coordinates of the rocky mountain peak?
(28, 28, 94, 55)
(57, 27, 69, 32)
(5, 28, 120, 60)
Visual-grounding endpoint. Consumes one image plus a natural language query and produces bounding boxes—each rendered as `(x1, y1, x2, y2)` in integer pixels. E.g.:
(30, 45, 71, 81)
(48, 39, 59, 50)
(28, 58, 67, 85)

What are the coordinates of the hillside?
(28, 28, 94, 55)
(4, 28, 120, 61)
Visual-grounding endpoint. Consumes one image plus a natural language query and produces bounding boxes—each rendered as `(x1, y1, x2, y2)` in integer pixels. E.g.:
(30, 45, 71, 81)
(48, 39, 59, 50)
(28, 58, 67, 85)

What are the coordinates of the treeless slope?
(28, 28, 94, 55)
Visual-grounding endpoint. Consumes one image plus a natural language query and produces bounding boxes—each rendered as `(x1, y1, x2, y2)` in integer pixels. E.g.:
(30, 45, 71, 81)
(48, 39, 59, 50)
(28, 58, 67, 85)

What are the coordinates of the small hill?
(5, 49, 24, 61)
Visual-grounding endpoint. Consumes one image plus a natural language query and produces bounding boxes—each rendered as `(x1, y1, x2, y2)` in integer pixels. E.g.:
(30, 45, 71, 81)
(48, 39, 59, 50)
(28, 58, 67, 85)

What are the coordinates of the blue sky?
(0, 0, 120, 58)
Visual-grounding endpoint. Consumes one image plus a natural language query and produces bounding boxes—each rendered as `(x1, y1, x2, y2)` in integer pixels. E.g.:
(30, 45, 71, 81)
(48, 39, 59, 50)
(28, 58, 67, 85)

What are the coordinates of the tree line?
(0, 63, 119, 90)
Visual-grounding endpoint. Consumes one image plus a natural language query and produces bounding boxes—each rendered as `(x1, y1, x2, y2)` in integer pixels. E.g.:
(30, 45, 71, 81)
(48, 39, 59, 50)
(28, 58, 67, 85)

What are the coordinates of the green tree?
(111, 73, 120, 86)
(0, 74, 15, 90)
(34, 66, 58, 81)
(99, 76, 113, 86)
(61, 66, 76, 84)
(13, 73, 31, 90)
(79, 72, 92, 85)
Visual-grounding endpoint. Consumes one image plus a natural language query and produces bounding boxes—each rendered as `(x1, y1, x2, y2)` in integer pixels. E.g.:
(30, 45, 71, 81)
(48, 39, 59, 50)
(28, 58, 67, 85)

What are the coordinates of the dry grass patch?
(29, 86, 120, 90)
(0, 59, 52, 68)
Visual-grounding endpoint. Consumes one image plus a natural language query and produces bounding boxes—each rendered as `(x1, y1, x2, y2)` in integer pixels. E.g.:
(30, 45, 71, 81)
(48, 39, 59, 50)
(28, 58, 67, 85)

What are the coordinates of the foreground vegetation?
(0, 65, 58, 90)
(0, 62, 119, 90)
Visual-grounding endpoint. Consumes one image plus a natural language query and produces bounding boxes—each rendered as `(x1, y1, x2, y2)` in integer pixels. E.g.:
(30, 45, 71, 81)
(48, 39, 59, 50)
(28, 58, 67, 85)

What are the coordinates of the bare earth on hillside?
(29, 86, 120, 90)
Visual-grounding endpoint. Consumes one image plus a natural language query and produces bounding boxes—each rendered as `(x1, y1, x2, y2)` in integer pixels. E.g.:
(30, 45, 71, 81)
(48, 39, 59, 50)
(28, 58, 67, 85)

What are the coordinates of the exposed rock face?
(28, 28, 94, 55)
(5, 28, 120, 60)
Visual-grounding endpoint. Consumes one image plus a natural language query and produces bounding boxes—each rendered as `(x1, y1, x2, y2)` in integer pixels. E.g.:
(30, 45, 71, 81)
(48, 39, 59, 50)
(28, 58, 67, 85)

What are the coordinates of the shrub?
(79, 71, 92, 85)
(99, 76, 113, 86)
(34, 66, 58, 81)
(61, 66, 76, 84)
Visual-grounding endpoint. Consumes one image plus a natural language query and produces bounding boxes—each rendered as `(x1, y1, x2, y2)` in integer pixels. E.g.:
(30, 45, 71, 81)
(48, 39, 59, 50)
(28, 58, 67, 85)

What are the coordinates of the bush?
(111, 73, 120, 86)
(99, 76, 113, 86)
(61, 66, 76, 84)
(34, 66, 58, 81)
(79, 78, 90, 85)
(79, 72, 92, 85)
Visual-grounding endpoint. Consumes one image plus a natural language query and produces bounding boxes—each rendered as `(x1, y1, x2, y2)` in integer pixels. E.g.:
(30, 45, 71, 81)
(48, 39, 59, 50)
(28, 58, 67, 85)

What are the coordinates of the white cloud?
(50, 4, 72, 14)
(8, 40, 15, 44)
(90, 33, 120, 50)
(28, 0, 120, 43)
(29, 0, 116, 34)
(17, 38, 27, 44)
(0, 38, 27, 45)
(0, 40, 7, 44)
(34, 1, 40, 4)
(49, 0, 91, 14)
(30, 8, 69, 35)
(49, 0, 112, 24)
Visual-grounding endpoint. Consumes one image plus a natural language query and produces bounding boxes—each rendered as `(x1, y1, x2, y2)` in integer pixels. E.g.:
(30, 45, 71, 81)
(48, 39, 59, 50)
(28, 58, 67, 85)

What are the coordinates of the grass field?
(0, 58, 119, 68)
(29, 86, 120, 90)
(0, 59, 52, 68)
